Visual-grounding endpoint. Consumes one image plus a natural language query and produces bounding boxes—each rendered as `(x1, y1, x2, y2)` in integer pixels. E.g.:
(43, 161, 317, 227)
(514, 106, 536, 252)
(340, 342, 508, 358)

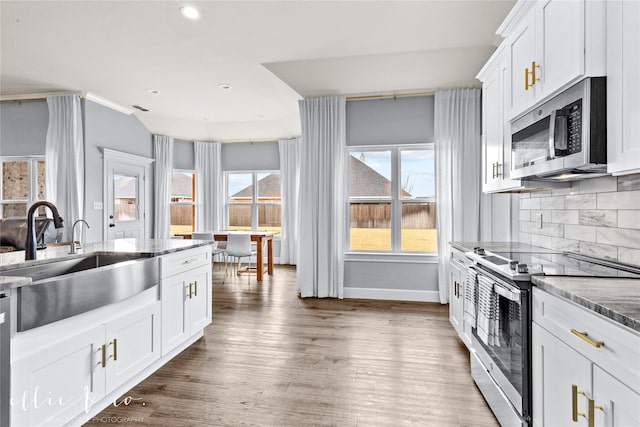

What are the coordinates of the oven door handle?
(494, 283, 521, 302)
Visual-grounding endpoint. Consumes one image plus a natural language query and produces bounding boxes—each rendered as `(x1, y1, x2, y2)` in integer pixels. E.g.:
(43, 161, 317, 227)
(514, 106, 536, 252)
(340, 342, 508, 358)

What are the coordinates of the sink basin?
(3, 254, 159, 331)
(1, 253, 147, 281)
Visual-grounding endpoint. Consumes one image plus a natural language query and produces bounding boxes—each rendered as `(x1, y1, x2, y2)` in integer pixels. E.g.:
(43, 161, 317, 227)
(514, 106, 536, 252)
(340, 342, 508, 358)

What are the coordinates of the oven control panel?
(466, 248, 543, 281)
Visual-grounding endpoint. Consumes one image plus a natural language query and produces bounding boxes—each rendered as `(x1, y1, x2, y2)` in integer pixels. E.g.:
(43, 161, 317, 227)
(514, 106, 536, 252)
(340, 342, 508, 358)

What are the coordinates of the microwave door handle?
(548, 110, 557, 159)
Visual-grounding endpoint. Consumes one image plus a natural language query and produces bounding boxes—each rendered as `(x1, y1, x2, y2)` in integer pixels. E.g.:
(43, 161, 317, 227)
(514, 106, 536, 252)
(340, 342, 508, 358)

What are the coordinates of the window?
(347, 145, 436, 253)
(0, 157, 46, 218)
(170, 170, 195, 235)
(226, 171, 281, 233)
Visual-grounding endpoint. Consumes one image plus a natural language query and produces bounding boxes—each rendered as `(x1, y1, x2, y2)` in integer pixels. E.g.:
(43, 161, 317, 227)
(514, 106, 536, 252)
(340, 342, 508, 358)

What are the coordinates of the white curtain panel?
(45, 95, 84, 242)
(153, 134, 173, 239)
(434, 89, 482, 303)
(297, 97, 346, 298)
(194, 141, 224, 232)
(278, 137, 301, 265)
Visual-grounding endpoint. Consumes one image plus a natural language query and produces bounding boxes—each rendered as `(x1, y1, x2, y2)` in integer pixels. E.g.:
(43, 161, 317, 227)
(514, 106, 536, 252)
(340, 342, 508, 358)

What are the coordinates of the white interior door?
(106, 161, 147, 240)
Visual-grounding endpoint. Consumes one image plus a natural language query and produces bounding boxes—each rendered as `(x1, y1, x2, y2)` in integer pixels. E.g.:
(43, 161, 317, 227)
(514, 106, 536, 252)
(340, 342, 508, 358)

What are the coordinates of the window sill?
(344, 252, 437, 264)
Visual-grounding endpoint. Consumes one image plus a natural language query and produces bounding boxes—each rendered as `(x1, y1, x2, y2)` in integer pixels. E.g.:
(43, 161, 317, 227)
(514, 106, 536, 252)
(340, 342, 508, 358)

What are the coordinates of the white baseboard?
(343, 287, 440, 302)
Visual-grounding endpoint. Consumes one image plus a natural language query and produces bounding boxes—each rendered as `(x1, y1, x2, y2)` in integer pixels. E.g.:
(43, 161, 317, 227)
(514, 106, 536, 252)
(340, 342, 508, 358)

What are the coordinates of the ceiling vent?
(132, 104, 149, 112)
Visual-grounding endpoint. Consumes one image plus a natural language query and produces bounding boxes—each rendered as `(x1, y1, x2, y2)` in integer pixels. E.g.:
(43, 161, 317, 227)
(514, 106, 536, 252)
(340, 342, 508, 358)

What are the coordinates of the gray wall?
(83, 100, 153, 242)
(222, 141, 280, 171)
(0, 100, 48, 156)
(0, 99, 152, 243)
(344, 95, 438, 301)
(174, 139, 194, 170)
(347, 96, 434, 146)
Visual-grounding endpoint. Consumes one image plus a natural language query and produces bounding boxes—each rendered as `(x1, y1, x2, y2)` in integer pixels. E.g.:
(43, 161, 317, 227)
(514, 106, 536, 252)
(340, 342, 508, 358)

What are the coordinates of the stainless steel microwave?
(509, 77, 607, 180)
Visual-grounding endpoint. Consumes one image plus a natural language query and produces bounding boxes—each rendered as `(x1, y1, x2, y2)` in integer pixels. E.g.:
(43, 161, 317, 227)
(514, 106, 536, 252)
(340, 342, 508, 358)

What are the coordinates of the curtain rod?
(0, 92, 83, 103)
(346, 90, 434, 101)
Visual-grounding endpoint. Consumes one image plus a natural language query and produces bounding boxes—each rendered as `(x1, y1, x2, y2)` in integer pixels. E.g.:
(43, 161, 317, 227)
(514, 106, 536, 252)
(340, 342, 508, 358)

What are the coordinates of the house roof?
(230, 157, 411, 199)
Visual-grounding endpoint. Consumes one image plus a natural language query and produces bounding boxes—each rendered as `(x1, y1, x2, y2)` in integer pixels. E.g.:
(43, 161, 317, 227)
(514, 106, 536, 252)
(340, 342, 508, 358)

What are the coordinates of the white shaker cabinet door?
(105, 301, 161, 394)
(536, 0, 585, 99)
(607, 0, 640, 175)
(508, 8, 537, 118)
(161, 274, 190, 356)
(11, 325, 106, 427)
(592, 365, 640, 427)
(188, 265, 212, 333)
(532, 323, 591, 427)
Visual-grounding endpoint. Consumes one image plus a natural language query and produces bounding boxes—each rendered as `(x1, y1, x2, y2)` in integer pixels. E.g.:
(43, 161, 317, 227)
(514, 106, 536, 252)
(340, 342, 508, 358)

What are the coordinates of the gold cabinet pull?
(111, 338, 118, 361)
(194, 280, 198, 297)
(187, 282, 193, 299)
(571, 329, 605, 348)
(572, 384, 587, 422)
(525, 61, 541, 90)
(531, 61, 540, 86)
(588, 398, 604, 427)
(100, 344, 107, 368)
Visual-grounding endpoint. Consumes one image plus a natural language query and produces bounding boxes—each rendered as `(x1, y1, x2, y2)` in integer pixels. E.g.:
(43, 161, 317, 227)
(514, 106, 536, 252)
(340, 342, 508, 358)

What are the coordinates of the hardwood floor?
(87, 265, 498, 426)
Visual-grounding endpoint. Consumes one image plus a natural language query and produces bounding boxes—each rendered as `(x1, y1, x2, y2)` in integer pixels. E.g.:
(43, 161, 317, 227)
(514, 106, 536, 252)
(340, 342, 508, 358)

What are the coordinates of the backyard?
(171, 224, 437, 253)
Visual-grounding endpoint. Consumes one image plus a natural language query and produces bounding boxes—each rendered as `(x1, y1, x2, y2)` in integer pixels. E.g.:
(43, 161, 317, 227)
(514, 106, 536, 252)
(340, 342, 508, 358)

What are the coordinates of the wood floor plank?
(86, 265, 498, 426)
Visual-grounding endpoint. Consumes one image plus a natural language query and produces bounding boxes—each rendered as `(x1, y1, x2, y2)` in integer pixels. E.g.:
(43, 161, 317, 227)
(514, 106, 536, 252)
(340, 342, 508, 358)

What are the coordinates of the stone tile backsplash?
(519, 175, 640, 266)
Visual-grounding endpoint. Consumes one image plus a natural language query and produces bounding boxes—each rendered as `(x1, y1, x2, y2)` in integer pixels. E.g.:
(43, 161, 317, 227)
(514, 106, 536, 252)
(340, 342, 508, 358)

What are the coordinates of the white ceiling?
(0, 1, 514, 142)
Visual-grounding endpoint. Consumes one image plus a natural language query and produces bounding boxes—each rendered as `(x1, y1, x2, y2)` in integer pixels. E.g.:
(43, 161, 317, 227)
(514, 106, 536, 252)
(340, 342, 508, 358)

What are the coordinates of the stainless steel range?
(464, 247, 640, 427)
(465, 248, 540, 427)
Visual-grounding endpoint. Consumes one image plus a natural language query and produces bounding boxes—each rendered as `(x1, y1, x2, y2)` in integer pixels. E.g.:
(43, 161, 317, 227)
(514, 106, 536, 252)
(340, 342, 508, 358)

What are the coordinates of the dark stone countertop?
(531, 275, 640, 334)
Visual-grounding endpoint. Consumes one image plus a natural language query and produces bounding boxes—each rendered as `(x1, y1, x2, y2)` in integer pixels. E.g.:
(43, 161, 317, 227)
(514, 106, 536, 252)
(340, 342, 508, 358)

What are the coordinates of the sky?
(351, 150, 435, 199)
(225, 150, 436, 199)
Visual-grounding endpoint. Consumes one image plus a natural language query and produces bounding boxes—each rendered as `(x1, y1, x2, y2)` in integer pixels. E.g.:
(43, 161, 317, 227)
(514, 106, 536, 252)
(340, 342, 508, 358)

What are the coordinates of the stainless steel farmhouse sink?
(2, 254, 159, 331)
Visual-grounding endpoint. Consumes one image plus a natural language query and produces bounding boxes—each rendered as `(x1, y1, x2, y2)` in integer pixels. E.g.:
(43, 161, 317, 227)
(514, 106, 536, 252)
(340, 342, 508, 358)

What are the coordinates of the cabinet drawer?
(450, 247, 471, 266)
(161, 246, 211, 278)
(533, 287, 640, 392)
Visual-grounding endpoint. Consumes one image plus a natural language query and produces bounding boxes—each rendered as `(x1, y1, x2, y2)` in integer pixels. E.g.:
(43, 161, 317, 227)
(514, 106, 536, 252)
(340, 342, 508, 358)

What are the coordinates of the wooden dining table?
(177, 231, 275, 281)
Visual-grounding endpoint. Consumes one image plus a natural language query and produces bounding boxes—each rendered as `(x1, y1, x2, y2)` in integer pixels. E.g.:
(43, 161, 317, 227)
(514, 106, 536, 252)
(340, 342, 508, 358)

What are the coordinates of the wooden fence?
(349, 202, 436, 229)
(166, 202, 435, 229)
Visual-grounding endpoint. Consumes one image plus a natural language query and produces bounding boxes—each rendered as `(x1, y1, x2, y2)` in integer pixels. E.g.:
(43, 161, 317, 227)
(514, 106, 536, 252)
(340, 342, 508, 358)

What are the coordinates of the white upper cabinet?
(501, 0, 605, 120)
(607, 0, 640, 175)
(507, 6, 537, 116)
(536, 0, 585, 99)
(479, 50, 524, 192)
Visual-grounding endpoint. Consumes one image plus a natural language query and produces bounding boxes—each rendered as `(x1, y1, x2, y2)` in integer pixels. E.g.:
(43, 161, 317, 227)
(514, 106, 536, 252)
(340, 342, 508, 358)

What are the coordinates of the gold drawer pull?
(572, 384, 586, 422)
(588, 398, 604, 427)
(571, 329, 605, 348)
(111, 338, 118, 361)
(100, 344, 107, 368)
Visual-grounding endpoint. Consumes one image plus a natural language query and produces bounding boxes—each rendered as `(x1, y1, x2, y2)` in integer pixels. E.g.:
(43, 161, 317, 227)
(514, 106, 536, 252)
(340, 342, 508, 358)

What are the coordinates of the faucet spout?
(70, 219, 90, 254)
(25, 201, 64, 261)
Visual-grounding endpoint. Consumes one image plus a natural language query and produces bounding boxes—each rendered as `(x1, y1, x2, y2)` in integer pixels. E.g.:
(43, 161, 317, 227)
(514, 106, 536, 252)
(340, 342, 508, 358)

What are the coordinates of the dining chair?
(224, 232, 256, 284)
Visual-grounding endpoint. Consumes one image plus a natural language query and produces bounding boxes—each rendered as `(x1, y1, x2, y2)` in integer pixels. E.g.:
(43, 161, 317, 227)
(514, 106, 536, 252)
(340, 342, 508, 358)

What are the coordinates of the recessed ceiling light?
(180, 6, 200, 20)
(146, 89, 159, 94)
(218, 83, 232, 90)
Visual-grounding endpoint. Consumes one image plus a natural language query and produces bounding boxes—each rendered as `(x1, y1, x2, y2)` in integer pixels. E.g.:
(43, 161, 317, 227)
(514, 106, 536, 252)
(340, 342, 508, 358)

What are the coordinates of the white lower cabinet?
(448, 248, 472, 348)
(104, 302, 161, 394)
(161, 246, 212, 356)
(592, 366, 640, 427)
(11, 301, 160, 427)
(532, 288, 640, 427)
